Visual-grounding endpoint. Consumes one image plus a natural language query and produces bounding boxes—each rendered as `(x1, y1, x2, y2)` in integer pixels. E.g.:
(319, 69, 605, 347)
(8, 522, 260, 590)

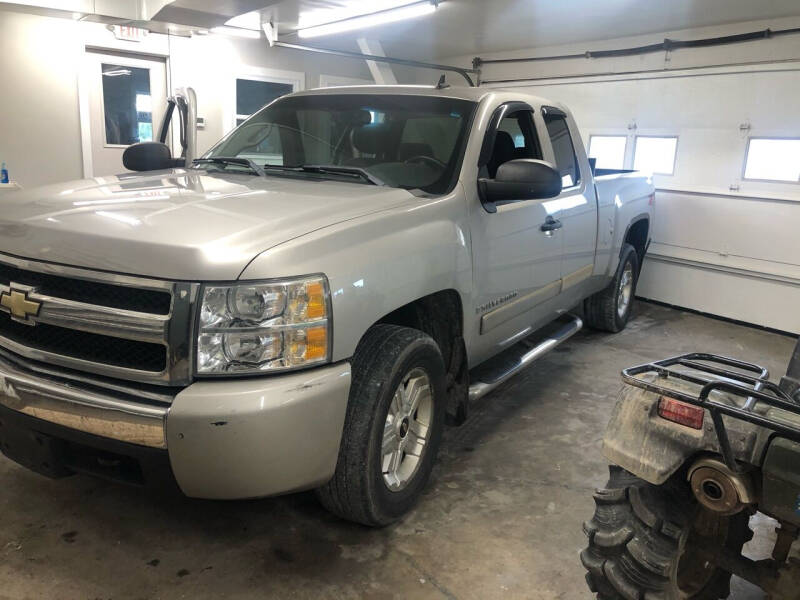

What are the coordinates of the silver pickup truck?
(0, 85, 653, 525)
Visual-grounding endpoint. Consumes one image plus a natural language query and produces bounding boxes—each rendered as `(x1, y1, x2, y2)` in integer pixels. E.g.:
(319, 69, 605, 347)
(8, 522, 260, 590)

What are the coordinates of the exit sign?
(112, 25, 149, 42)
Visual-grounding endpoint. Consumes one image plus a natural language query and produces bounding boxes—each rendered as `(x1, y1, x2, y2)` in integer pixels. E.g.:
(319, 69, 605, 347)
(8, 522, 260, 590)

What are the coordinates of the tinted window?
(206, 95, 476, 194)
(400, 116, 462, 163)
(484, 110, 542, 178)
(498, 116, 526, 149)
(544, 113, 580, 188)
(101, 63, 153, 145)
(236, 79, 294, 119)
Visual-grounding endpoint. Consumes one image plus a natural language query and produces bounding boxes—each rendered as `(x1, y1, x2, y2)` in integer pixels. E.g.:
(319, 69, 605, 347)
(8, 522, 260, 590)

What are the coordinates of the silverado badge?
(0, 284, 42, 325)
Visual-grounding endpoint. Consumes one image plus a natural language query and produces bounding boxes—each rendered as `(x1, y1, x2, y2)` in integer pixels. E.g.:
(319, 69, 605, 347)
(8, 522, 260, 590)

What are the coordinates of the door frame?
(78, 47, 171, 179)
(225, 66, 305, 133)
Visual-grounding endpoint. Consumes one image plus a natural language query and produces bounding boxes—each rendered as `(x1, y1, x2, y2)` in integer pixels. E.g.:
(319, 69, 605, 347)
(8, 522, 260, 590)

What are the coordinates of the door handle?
(540, 216, 563, 233)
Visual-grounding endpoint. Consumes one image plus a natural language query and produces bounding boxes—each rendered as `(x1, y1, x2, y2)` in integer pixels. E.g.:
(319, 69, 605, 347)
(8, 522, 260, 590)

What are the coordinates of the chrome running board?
(468, 315, 583, 402)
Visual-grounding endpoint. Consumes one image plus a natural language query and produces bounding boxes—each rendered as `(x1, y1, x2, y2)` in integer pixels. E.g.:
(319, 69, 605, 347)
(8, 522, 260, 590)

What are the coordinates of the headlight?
(196, 275, 331, 375)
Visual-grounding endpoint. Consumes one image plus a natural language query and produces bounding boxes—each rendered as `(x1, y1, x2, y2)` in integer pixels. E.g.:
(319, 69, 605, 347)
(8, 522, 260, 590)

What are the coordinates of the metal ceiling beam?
(356, 38, 398, 85)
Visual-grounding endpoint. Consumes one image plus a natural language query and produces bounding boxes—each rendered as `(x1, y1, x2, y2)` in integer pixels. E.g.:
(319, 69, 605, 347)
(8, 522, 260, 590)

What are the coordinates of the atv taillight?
(658, 396, 704, 430)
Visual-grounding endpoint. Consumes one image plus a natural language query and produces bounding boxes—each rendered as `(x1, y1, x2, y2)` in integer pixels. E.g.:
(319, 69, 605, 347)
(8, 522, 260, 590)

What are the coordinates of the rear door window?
(543, 111, 581, 188)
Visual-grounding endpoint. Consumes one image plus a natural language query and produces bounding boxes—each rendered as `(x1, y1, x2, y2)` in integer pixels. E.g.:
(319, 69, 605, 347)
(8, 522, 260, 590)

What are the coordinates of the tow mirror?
(123, 142, 184, 172)
(479, 159, 563, 212)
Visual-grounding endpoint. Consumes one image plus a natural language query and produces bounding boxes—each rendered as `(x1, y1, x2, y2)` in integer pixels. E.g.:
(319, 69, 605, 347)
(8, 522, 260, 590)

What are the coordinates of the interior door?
(85, 51, 168, 177)
(471, 104, 564, 351)
(540, 107, 598, 300)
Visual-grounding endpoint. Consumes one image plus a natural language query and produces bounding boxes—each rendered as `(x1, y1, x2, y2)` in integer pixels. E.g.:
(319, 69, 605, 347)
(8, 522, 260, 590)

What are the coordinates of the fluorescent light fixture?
(297, 1, 437, 39)
(102, 68, 131, 77)
(210, 26, 261, 39)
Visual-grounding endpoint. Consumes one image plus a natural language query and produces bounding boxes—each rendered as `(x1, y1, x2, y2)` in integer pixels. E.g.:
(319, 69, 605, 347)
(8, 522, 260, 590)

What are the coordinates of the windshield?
(203, 94, 476, 194)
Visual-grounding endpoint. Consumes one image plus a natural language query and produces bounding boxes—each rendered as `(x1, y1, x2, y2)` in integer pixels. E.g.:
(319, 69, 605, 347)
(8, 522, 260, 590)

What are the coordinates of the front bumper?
(0, 353, 351, 499)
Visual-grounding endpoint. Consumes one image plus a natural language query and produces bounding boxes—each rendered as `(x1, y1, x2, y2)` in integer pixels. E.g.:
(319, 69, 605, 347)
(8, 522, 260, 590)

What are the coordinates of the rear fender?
(603, 384, 761, 485)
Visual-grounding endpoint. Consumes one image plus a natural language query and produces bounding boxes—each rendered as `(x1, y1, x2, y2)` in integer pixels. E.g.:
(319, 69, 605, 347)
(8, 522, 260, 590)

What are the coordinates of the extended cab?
(0, 86, 653, 525)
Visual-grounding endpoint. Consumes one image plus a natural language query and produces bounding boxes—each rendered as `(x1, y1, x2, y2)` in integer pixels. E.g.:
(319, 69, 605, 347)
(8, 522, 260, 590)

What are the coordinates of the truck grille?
(0, 263, 172, 315)
(0, 253, 198, 386)
(0, 317, 167, 372)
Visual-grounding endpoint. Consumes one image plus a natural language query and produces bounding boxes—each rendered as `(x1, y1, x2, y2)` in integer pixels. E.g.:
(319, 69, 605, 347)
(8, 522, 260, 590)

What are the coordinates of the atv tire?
(581, 466, 752, 599)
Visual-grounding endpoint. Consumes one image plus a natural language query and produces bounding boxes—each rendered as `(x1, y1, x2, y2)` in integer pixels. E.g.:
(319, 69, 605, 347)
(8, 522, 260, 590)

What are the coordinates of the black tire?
(581, 466, 752, 600)
(584, 243, 640, 333)
(316, 324, 447, 526)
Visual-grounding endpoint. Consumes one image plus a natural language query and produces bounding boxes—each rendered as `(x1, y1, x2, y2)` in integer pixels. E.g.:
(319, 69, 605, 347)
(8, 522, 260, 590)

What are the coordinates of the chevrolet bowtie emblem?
(0, 285, 42, 325)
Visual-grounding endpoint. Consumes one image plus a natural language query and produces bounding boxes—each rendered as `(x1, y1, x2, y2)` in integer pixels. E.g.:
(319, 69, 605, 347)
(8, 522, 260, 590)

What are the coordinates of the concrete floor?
(1, 302, 796, 599)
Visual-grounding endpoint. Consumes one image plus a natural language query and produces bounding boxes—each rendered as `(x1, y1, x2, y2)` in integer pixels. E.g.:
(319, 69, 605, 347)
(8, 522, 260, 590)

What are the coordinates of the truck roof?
(295, 84, 557, 108)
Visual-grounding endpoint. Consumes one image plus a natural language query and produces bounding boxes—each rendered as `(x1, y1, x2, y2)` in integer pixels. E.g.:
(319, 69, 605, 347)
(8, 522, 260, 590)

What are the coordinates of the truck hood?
(0, 170, 415, 280)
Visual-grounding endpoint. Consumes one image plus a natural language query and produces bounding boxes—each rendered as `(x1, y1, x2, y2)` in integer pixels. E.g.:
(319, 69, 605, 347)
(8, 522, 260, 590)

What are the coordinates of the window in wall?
(743, 138, 800, 182)
(588, 135, 627, 170)
(543, 112, 580, 188)
(101, 63, 153, 145)
(633, 136, 678, 175)
(236, 79, 295, 126)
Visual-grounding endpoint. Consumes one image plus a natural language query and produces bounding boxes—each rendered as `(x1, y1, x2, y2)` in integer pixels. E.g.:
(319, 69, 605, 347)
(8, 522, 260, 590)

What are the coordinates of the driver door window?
(486, 110, 542, 178)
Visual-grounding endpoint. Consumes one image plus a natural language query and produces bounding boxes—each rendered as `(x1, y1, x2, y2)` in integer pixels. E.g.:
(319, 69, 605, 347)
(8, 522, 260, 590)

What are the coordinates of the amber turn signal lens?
(304, 325, 328, 360)
(305, 281, 326, 320)
(658, 396, 704, 430)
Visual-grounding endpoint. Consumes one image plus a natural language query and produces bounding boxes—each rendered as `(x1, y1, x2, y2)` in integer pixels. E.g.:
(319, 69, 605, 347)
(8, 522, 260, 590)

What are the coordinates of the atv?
(582, 338, 800, 599)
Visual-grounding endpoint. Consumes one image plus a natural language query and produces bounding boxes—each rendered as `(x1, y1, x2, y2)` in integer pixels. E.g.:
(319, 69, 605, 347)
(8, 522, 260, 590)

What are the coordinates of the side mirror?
(479, 159, 563, 211)
(123, 142, 184, 172)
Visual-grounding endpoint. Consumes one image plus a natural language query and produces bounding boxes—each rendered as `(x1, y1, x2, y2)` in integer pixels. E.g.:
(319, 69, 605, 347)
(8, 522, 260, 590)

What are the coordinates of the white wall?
(446, 17, 800, 333)
(0, 10, 85, 187)
(0, 8, 374, 187)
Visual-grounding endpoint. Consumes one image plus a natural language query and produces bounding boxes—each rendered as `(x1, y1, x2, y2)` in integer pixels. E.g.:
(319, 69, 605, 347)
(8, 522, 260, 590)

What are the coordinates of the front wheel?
(316, 325, 446, 526)
(581, 466, 752, 600)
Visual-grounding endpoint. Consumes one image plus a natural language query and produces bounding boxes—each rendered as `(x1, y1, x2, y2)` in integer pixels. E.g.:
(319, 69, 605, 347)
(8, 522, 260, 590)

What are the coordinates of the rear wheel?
(584, 243, 640, 333)
(316, 325, 446, 526)
(581, 466, 752, 599)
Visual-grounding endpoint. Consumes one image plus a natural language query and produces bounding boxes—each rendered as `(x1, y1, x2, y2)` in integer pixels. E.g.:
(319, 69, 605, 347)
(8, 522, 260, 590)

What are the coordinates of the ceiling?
(3, 0, 800, 59)
(268, 0, 800, 59)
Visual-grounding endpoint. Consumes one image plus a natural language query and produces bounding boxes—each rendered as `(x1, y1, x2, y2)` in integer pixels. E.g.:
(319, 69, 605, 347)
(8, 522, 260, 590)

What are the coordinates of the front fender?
(239, 190, 473, 361)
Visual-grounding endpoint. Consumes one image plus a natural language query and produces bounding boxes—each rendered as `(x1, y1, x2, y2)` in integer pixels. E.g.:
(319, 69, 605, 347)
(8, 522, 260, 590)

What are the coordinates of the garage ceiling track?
(476, 25, 800, 83)
(272, 40, 480, 87)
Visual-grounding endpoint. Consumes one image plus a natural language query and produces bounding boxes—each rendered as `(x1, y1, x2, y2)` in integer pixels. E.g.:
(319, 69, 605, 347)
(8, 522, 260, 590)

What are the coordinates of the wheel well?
(377, 290, 469, 424)
(625, 219, 649, 266)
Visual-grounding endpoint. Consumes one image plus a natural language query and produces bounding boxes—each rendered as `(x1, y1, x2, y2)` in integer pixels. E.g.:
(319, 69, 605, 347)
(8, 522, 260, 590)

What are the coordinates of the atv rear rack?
(622, 353, 800, 473)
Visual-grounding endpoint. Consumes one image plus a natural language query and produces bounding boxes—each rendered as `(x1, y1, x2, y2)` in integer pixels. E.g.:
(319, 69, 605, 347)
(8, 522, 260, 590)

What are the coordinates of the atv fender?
(603, 384, 761, 485)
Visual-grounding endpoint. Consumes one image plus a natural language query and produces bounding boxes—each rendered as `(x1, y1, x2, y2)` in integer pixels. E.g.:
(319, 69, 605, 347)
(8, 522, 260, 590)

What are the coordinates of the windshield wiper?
(263, 164, 385, 186)
(193, 157, 264, 176)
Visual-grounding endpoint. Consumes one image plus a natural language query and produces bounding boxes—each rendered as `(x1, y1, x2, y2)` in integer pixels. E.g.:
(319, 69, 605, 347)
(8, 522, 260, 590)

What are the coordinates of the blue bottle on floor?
(0, 162, 8, 184)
